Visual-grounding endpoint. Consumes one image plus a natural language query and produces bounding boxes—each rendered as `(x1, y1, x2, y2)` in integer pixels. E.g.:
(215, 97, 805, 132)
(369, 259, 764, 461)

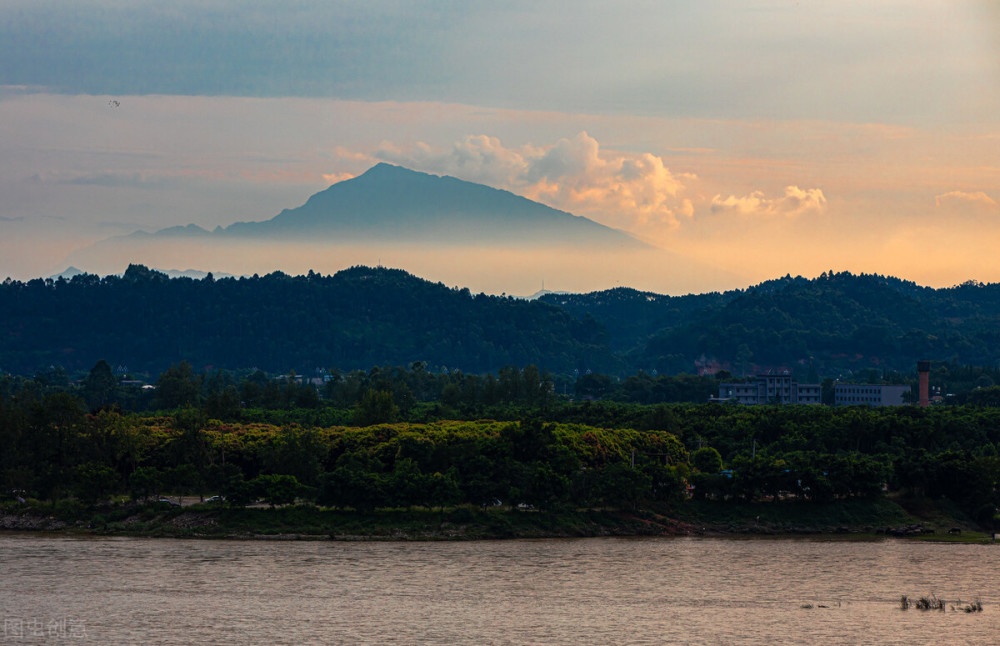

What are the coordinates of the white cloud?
(320, 171, 356, 185)
(62, 172, 177, 189)
(935, 190, 998, 211)
(371, 132, 695, 231)
(331, 146, 373, 163)
(710, 186, 827, 218)
(377, 135, 534, 187)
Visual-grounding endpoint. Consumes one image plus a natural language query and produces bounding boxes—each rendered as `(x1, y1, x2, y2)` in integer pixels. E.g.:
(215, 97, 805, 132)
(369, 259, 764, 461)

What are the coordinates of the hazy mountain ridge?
(61, 163, 731, 294)
(112, 163, 646, 249)
(49, 265, 235, 281)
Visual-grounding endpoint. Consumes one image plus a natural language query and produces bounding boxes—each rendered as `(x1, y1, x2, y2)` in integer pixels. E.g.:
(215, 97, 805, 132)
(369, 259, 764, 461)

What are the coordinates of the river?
(1, 534, 996, 645)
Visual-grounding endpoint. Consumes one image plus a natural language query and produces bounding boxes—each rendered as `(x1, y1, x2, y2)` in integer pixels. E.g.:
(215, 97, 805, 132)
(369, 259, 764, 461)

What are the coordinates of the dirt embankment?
(0, 499, 989, 542)
(0, 512, 69, 531)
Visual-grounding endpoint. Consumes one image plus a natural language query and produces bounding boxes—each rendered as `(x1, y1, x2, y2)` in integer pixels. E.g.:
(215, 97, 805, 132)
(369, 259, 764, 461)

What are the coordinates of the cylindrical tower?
(917, 360, 930, 407)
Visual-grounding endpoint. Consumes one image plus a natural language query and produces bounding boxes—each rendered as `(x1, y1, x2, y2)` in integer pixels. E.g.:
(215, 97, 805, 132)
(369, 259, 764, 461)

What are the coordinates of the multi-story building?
(715, 374, 822, 405)
(834, 384, 909, 407)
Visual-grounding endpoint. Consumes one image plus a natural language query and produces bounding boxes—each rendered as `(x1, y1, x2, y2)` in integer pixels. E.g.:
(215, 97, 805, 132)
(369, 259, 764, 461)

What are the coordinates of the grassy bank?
(1, 496, 992, 542)
(1, 501, 690, 540)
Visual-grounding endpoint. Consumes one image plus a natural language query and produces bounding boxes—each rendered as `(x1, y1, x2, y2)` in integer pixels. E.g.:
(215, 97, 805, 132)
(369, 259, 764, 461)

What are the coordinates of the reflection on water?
(1, 534, 997, 645)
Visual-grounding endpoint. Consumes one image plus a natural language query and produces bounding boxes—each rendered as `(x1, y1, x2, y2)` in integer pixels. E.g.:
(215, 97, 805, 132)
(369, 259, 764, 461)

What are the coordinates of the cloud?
(321, 171, 356, 185)
(63, 173, 177, 189)
(376, 135, 533, 187)
(26, 171, 179, 189)
(28, 169, 324, 189)
(3, 2, 996, 125)
(330, 146, 373, 163)
(934, 190, 998, 211)
(371, 132, 695, 231)
(710, 186, 827, 218)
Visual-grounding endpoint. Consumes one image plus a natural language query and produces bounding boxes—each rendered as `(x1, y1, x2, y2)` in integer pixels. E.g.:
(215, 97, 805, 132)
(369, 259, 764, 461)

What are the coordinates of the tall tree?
(155, 361, 201, 409)
(82, 359, 118, 410)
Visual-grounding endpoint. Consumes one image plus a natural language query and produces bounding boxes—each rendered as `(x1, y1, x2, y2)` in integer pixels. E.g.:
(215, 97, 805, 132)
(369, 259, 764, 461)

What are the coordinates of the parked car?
(205, 495, 226, 503)
(156, 498, 180, 507)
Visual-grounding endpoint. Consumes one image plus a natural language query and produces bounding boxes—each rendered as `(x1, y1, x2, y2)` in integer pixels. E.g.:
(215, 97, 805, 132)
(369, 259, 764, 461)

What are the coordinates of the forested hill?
(540, 272, 1000, 376)
(4, 267, 1000, 378)
(0, 265, 615, 376)
(537, 287, 734, 352)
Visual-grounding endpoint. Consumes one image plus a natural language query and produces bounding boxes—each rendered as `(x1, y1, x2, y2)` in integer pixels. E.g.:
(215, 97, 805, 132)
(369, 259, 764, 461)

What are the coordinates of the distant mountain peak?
(67, 163, 651, 272)
(48, 266, 84, 280)
(341, 162, 451, 188)
(523, 288, 570, 301)
(363, 161, 410, 175)
(215, 163, 648, 249)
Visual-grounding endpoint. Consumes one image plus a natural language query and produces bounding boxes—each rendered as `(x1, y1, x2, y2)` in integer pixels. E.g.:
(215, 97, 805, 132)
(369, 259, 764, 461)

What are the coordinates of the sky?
(2, 0, 999, 295)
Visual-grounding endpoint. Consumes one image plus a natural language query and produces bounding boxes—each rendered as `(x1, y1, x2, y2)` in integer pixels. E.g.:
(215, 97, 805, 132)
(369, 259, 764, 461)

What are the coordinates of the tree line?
(0, 264, 614, 376)
(544, 271, 1000, 377)
(4, 363, 1000, 526)
(6, 265, 1000, 380)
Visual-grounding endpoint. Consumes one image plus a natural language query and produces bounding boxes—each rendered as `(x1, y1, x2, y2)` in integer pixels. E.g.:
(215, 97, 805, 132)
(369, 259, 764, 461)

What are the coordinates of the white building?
(716, 374, 822, 405)
(834, 384, 909, 407)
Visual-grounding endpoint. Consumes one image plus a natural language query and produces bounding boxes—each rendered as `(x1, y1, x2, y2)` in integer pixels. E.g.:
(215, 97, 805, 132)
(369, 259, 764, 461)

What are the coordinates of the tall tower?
(917, 360, 930, 407)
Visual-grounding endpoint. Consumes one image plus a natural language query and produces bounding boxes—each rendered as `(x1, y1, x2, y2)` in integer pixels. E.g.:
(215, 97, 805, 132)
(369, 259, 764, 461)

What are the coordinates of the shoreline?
(2, 498, 993, 543)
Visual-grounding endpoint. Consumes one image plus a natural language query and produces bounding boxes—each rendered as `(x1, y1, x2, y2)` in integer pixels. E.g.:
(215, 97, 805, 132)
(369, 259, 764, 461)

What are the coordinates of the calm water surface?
(1, 534, 997, 645)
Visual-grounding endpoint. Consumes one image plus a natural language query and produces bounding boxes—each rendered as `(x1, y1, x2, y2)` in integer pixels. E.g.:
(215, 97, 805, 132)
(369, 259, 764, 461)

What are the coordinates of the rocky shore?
(0, 502, 990, 543)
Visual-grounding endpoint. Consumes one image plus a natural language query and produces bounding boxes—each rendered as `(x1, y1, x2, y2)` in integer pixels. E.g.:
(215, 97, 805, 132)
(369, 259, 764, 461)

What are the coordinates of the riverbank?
(1, 496, 992, 542)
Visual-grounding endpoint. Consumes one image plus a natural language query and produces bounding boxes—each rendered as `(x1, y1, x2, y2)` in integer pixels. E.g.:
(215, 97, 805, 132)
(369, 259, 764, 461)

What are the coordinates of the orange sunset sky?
(1, 1, 998, 295)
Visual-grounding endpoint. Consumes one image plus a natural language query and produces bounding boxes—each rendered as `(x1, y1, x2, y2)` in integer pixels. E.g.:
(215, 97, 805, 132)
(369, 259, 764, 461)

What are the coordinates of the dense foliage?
(543, 271, 1000, 376)
(3, 366, 1000, 527)
(0, 397, 689, 513)
(5, 267, 1000, 378)
(5, 265, 1000, 528)
(0, 265, 613, 376)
